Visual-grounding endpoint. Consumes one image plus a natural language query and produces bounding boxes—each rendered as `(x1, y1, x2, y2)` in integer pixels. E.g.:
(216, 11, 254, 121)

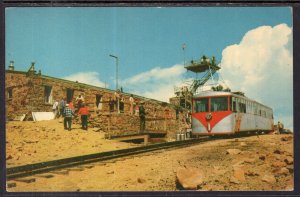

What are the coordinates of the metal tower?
(185, 55, 220, 94)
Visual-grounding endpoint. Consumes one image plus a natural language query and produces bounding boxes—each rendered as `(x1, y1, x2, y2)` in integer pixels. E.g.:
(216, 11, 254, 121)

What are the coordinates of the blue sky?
(5, 7, 293, 130)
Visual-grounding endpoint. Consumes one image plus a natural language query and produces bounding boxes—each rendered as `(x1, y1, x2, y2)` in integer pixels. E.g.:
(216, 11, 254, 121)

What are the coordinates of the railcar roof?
(193, 90, 272, 110)
(194, 91, 234, 98)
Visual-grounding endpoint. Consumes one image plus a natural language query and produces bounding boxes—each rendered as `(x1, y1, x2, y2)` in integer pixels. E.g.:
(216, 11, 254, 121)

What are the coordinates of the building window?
(44, 86, 53, 104)
(7, 88, 13, 99)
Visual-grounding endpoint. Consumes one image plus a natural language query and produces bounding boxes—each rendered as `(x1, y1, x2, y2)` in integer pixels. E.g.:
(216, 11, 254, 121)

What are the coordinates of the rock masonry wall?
(5, 70, 190, 139)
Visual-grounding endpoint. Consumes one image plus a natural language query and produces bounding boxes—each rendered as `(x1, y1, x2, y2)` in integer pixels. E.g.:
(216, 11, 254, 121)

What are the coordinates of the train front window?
(210, 97, 228, 112)
(194, 98, 208, 112)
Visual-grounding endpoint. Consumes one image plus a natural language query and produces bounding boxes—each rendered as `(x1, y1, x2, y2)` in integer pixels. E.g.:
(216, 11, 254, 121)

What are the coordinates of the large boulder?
(176, 167, 204, 190)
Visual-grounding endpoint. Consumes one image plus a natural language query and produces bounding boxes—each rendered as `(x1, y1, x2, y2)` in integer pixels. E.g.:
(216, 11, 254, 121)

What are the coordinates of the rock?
(226, 149, 241, 155)
(107, 171, 114, 174)
(281, 136, 293, 141)
(36, 174, 54, 178)
(233, 167, 245, 182)
(243, 158, 256, 164)
(277, 167, 290, 176)
(274, 149, 284, 154)
(262, 175, 276, 184)
(284, 156, 293, 165)
(287, 165, 294, 173)
(137, 178, 146, 183)
(6, 155, 13, 160)
(230, 177, 240, 184)
(240, 142, 247, 146)
(259, 155, 266, 161)
(6, 182, 16, 188)
(15, 178, 36, 183)
(245, 170, 259, 176)
(233, 160, 244, 167)
(272, 161, 287, 168)
(176, 167, 204, 190)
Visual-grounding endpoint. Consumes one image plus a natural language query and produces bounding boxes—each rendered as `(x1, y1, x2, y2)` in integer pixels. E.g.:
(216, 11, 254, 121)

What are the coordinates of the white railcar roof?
(193, 90, 272, 110)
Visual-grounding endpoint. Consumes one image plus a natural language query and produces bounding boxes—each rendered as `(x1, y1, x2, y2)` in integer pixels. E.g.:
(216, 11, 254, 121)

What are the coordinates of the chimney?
(8, 61, 15, 71)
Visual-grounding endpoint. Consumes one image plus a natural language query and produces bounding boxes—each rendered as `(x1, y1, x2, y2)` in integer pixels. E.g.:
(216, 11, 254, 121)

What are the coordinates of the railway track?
(7, 137, 213, 181)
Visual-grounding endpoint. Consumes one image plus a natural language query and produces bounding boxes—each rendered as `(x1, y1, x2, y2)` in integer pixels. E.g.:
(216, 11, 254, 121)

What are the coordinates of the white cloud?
(122, 64, 186, 102)
(63, 72, 107, 88)
(220, 23, 293, 130)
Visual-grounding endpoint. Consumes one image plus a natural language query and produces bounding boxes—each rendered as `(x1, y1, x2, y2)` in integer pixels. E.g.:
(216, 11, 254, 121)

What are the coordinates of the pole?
(109, 54, 119, 90)
(116, 57, 118, 90)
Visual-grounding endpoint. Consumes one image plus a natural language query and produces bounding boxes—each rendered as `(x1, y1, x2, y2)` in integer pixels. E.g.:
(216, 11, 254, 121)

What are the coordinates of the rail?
(7, 137, 211, 180)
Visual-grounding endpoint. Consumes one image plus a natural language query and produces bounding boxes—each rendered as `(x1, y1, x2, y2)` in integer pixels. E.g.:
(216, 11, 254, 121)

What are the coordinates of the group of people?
(109, 90, 136, 115)
(52, 92, 146, 133)
(52, 94, 89, 131)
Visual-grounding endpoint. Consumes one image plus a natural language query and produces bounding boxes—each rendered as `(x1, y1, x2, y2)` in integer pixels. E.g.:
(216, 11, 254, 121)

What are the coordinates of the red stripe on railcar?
(192, 111, 232, 130)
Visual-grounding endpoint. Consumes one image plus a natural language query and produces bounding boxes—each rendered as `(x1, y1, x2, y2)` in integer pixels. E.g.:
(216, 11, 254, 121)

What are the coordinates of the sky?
(5, 7, 293, 130)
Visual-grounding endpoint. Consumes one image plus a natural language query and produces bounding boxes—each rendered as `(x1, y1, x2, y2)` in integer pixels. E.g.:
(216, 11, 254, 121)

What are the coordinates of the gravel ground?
(6, 120, 294, 192)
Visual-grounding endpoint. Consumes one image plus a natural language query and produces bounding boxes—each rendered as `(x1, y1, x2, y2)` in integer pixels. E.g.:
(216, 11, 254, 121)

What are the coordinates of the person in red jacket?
(78, 103, 89, 130)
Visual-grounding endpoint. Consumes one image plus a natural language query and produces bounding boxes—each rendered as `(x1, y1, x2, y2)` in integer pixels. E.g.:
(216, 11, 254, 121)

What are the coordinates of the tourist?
(129, 94, 134, 115)
(68, 101, 74, 110)
(63, 103, 75, 131)
(278, 121, 284, 134)
(78, 103, 89, 130)
(120, 96, 125, 113)
(109, 97, 114, 112)
(139, 101, 146, 133)
(59, 98, 65, 118)
(52, 99, 59, 118)
(76, 94, 85, 110)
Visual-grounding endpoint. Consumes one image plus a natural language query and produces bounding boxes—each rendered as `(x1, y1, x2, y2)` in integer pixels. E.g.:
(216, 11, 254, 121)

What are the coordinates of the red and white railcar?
(192, 91, 274, 135)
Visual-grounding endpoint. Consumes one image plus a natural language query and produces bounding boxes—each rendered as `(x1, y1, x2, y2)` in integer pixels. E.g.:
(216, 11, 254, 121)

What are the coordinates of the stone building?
(5, 62, 189, 139)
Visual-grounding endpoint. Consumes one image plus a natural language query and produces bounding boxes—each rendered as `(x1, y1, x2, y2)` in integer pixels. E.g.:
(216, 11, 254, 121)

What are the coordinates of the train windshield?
(210, 97, 228, 112)
(194, 98, 209, 112)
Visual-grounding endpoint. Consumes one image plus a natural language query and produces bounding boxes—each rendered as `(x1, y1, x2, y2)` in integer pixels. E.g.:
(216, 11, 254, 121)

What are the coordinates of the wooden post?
(108, 114, 111, 139)
(144, 135, 149, 146)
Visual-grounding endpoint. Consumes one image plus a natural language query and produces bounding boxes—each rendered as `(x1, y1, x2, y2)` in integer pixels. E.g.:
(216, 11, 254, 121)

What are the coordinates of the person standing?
(120, 96, 125, 113)
(59, 98, 65, 118)
(129, 94, 134, 115)
(63, 103, 75, 131)
(68, 101, 74, 110)
(109, 97, 114, 112)
(278, 121, 284, 134)
(78, 103, 89, 130)
(52, 100, 59, 118)
(139, 101, 146, 133)
(76, 94, 85, 110)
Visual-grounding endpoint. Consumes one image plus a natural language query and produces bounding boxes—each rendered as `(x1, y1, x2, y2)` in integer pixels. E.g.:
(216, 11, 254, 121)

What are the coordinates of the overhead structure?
(171, 55, 221, 110)
(185, 55, 220, 94)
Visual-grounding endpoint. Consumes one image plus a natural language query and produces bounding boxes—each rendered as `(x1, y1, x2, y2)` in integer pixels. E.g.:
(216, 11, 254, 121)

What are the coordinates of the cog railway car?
(192, 91, 274, 136)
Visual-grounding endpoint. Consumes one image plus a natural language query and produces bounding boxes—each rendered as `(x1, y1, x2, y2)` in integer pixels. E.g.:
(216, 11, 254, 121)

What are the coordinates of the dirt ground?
(6, 120, 141, 167)
(6, 120, 294, 192)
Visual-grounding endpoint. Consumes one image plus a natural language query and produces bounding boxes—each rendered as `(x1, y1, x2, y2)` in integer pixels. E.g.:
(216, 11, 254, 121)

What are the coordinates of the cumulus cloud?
(219, 23, 293, 130)
(63, 72, 107, 88)
(122, 64, 186, 102)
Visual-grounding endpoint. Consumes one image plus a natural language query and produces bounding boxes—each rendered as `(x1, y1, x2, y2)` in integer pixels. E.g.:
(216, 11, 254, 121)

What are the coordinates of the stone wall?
(5, 70, 190, 139)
